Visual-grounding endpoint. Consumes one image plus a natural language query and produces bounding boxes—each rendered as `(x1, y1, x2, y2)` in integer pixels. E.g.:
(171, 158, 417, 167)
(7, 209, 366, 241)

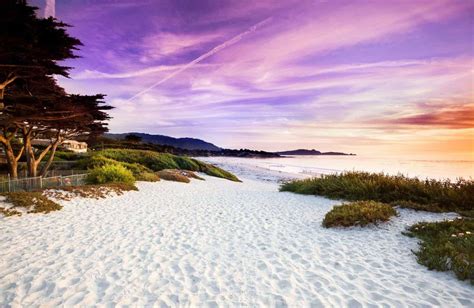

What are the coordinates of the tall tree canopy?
(0, 1, 112, 178)
(0, 0, 81, 110)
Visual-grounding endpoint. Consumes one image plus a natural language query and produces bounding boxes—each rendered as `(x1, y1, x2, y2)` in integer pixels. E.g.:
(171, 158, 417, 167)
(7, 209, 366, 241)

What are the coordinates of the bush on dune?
(403, 219, 474, 284)
(280, 171, 474, 213)
(86, 164, 135, 185)
(323, 201, 397, 228)
(92, 149, 241, 182)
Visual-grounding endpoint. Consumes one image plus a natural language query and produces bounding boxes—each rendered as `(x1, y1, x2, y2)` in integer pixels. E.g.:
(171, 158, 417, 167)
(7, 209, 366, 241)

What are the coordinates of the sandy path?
(0, 175, 472, 307)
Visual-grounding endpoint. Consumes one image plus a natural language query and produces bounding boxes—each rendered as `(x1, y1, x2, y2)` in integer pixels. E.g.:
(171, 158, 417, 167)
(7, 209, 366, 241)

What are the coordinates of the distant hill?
(105, 133, 221, 151)
(276, 149, 354, 156)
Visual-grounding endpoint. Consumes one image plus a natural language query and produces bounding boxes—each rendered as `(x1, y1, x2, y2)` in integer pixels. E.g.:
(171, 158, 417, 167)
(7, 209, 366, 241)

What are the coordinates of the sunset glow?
(32, 0, 473, 159)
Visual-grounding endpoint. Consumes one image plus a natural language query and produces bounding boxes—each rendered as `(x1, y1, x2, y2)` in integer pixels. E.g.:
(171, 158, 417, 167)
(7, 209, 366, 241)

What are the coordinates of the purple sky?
(32, 0, 473, 158)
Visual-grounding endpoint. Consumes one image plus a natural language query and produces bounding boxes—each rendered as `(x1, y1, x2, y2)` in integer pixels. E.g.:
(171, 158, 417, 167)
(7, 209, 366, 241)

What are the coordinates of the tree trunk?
(4, 144, 18, 179)
(0, 130, 21, 179)
(23, 132, 37, 177)
(40, 138, 61, 177)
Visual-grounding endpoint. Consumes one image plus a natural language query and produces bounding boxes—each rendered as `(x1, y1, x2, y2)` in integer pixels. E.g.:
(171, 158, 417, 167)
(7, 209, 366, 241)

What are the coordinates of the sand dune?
(0, 171, 472, 306)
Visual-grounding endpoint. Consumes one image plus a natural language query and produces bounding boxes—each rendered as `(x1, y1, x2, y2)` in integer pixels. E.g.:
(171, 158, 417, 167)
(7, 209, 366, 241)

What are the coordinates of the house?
(32, 139, 88, 153)
(61, 140, 88, 153)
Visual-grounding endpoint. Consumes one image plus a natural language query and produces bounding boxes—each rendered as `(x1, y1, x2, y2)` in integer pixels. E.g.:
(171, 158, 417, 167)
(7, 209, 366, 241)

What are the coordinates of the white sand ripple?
(0, 173, 473, 306)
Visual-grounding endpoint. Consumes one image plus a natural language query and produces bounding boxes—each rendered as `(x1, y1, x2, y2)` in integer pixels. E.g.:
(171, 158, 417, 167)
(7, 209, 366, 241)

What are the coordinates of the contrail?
(44, 0, 55, 18)
(128, 17, 272, 101)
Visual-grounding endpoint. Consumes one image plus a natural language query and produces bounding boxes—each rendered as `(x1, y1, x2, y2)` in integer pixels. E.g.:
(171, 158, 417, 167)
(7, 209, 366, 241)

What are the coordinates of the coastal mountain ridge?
(106, 133, 353, 156)
(105, 133, 221, 151)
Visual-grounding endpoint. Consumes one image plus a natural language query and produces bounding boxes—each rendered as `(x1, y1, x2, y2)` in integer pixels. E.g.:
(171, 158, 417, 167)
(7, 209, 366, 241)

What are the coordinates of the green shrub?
(86, 164, 135, 185)
(323, 200, 397, 228)
(403, 219, 474, 284)
(280, 172, 474, 213)
(91, 149, 240, 182)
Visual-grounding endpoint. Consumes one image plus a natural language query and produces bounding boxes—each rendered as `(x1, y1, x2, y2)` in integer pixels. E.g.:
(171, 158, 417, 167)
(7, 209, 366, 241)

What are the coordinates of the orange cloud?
(376, 104, 474, 129)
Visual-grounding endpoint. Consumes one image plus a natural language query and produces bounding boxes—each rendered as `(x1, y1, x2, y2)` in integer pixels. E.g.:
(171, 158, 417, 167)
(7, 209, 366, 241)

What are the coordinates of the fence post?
(40, 176, 43, 189)
(7, 173, 10, 193)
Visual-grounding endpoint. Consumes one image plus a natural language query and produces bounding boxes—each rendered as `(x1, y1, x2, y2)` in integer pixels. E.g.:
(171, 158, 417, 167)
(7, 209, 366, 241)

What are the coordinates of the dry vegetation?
(157, 169, 205, 183)
(322, 200, 397, 228)
(1, 192, 62, 214)
(44, 183, 138, 200)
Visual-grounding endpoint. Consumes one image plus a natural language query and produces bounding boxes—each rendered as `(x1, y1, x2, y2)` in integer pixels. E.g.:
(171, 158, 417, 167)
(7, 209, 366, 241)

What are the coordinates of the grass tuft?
(323, 200, 397, 228)
(403, 218, 474, 284)
(280, 171, 473, 213)
(4, 192, 62, 214)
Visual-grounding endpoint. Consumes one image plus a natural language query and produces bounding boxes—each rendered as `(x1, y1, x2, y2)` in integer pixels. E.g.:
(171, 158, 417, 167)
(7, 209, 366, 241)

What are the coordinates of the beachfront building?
(61, 140, 88, 153)
(32, 139, 88, 153)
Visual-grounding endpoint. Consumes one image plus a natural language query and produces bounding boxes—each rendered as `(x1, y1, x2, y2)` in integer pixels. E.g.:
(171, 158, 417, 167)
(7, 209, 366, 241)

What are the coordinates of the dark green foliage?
(280, 172, 473, 213)
(0, 0, 82, 78)
(4, 192, 62, 214)
(323, 201, 397, 228)
(404, 219, 474, 284)
(53, 151, 85, 161)
(92, 149, 241, 182)
(458, 210, 474, 218)
(86, 164, 135, 185)
(124, 134, 142, 143)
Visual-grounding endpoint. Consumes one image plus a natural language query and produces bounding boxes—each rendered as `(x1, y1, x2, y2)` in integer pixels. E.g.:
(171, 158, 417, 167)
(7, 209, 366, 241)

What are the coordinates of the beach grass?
(280, 171, 473, 213)
(81, 149, 241, 182)
(323, 200, 397, 228)
(403, 218, 474, 284)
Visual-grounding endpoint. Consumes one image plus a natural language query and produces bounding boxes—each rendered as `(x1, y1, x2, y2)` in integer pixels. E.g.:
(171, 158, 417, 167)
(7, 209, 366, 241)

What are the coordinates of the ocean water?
(203, 155, 474, 181)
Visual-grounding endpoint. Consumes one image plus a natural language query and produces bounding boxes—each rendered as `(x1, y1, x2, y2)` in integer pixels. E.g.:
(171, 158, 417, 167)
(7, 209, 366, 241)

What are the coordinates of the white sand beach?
(0, 161, 473, 307)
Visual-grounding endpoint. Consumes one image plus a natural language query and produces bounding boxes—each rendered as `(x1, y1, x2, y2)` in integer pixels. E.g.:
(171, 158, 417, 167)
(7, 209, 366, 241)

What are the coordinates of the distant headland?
(275, 149, 355, 156)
